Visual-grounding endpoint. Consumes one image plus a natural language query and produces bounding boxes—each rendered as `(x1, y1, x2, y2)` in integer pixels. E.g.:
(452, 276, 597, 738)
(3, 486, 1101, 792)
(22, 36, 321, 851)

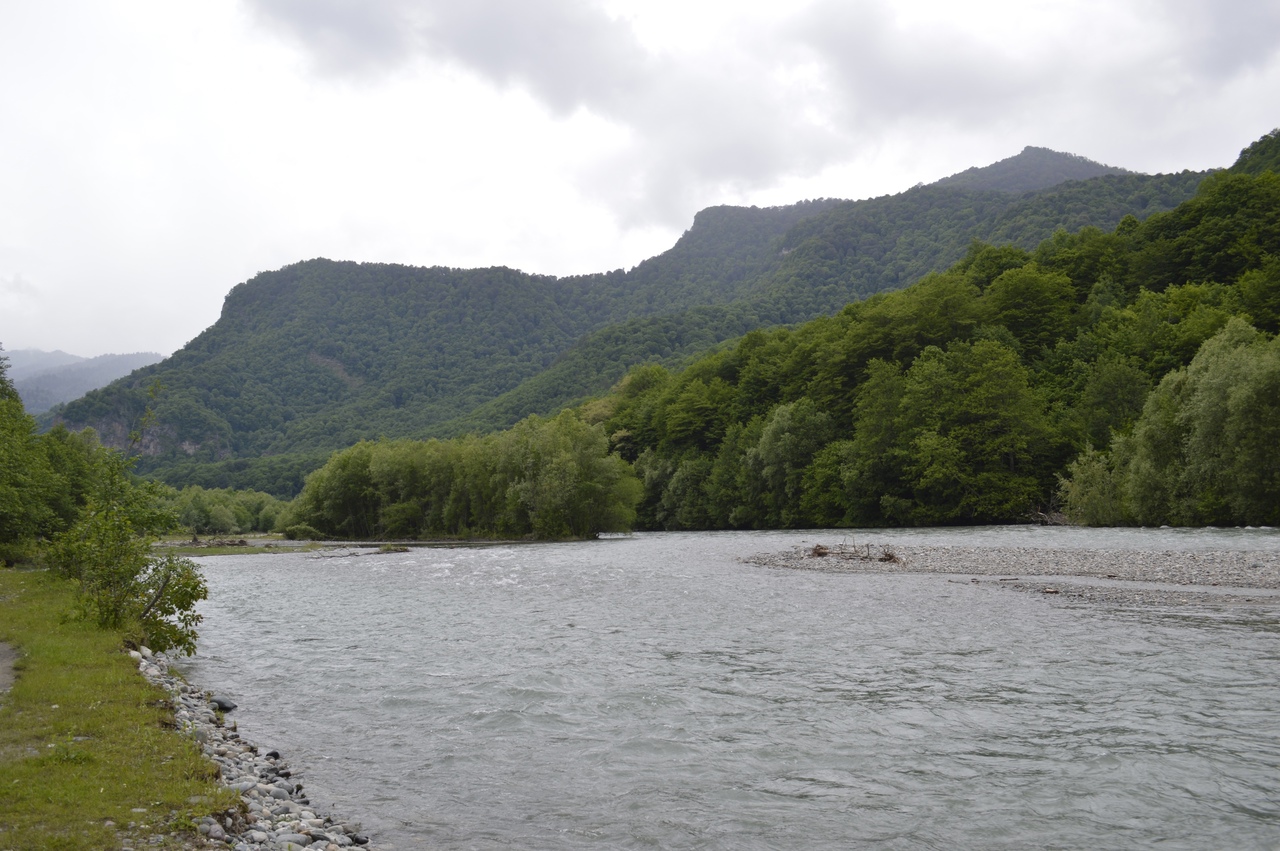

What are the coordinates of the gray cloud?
(248, 0, 420, 75)
(250, 0, 648, 109)
(791, 1, 1053, 130)
(248, 0, 844, 222)
(246, 0, 1280, 224)
(1161, 0, 1280, 81)
(1, 272, 38, 298)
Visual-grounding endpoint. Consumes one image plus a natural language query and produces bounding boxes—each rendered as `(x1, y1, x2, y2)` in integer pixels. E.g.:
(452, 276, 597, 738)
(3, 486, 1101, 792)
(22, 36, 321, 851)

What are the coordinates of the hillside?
(14, 351, 162, 414)
(933, 146, 1132, 192)
(1229, 128, 1280, 176)
(51, 148, 1211, 495)
(443, 169, 1206, 435)
(4, 349, 86, 380)
(284, 163, 1280, 536)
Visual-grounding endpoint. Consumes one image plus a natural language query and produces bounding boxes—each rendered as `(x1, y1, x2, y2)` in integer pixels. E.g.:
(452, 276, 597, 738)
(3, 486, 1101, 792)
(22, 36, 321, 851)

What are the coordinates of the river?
(181, 528, 1280, 849)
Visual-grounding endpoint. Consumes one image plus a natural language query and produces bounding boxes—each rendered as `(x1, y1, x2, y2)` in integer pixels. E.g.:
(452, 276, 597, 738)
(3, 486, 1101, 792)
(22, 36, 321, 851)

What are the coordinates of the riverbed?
(181, 528, 1280, 850)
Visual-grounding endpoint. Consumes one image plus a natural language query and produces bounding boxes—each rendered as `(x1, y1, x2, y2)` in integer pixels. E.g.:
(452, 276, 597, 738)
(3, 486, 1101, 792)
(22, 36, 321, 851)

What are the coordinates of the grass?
(154, 533, 323, 557)
(0, 568, 239, 850)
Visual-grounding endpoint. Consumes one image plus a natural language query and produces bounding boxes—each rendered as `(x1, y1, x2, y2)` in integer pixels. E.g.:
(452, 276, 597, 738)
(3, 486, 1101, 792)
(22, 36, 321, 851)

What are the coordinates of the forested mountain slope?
(282, 159, 1280, 537)
(5, 349, 86, 380)
(933, 146, 1131, 192)
(15, 352, 162, 414)
(51, 148, 1208, 495)
(439, 169, 1206, 437)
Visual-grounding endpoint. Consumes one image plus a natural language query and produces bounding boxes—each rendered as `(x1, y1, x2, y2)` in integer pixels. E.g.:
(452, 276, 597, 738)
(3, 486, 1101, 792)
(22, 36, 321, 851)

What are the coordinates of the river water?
(182, 528, 1280, 849)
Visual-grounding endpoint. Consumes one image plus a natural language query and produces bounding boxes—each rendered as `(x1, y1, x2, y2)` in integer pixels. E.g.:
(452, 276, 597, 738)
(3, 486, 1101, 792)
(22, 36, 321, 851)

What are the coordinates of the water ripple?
(181, 529, 1280, 850)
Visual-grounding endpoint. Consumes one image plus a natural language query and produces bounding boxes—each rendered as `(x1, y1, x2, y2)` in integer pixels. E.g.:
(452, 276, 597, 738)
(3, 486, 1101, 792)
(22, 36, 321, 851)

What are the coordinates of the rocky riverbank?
(745, 542, 1280, 608)
(134, 649, 376, 850)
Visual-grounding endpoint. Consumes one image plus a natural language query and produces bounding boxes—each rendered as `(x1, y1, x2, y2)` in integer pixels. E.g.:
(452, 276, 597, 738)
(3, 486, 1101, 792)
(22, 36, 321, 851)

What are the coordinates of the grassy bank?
(0, 568, 236, 851)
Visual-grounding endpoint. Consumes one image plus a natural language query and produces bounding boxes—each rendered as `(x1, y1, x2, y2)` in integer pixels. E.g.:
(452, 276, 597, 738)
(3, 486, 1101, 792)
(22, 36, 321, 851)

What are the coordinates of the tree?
(0, 347, 58, 561)
(1062, 318, 1280, 526)
(842, 341, 1055, 524)
(48, 449, 207, 654)
(984, 263, 1078, 354)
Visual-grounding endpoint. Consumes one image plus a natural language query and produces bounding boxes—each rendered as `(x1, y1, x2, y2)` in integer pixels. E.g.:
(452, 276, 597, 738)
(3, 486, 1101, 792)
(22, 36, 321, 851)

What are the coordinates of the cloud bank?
(248, 0, 1280, 224)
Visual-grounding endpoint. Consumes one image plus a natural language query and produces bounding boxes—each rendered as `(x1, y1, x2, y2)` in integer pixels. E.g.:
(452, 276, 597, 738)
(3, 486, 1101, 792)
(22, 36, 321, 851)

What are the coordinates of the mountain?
(14, 351, 163, 414)
(1229, 128, 1280, 177)
(50, 146, 1215, 496)
(439, 169, 1206, 436)
(932, 146, 1132, 193)
(285, 160, 1280, 536)
(4, 348, 87, 381)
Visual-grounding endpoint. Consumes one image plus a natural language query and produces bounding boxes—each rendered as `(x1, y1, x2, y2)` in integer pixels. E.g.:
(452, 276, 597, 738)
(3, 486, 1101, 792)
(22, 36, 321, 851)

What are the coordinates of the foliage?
(592, 161, 1280, 529)
(48, 159, 1206, 496)
(1100, 319, 1280, 526)
(1, 349, 104, 562)
(1229, 127, 1280, 177)
(47, 450, 207, 654)
(932, 146, 1132, 193)
(164, 484, 284, 535)
(0, 569, 236, 849)
(286, 410, 641, 540)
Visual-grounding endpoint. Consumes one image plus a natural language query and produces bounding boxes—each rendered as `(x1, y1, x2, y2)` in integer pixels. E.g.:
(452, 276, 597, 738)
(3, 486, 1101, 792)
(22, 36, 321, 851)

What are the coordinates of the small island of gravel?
(746, 542, 1280, 609)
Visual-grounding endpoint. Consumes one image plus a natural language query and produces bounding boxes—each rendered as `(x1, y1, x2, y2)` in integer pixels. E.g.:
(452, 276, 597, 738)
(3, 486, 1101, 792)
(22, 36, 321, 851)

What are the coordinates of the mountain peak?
(931, 146, 1133, 194)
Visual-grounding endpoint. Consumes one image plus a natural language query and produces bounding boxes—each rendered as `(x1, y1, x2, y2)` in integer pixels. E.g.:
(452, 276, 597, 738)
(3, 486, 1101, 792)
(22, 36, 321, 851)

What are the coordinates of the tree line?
(259, 162, 1280, 536)
(1, 362, 207, 653)
(48, 162, 1204, 498)
(591, 167, 1280, 529)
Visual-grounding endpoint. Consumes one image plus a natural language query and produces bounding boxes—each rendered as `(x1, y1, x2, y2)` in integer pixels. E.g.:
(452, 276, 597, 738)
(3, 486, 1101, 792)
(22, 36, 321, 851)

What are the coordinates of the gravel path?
(0, 641, 15, 693)
(745, 543, 1280, 609)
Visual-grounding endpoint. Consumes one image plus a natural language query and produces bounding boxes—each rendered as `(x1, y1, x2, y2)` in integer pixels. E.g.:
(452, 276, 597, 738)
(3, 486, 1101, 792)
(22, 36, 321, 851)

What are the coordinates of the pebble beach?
(745, 541, 1280, 609)
(134, 649, 377, 851)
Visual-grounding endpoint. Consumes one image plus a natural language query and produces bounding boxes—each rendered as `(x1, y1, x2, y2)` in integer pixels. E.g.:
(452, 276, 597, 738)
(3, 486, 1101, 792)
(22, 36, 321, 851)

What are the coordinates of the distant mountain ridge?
(5, 348, 87, 381)
(14, 351, 163, 414)
(46, 141, 1225, 496)
(932, 146, 1133, 193)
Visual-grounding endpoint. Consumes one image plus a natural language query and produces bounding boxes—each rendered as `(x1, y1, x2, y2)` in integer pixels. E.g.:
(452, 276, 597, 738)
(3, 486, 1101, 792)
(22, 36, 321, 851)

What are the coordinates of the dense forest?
(7, 131, 1279, 544)
(49, 148, 1205, 496)
(12, 351, 162, 414)
(285, 132, 1280, 538)
(0, 355, 209, 650)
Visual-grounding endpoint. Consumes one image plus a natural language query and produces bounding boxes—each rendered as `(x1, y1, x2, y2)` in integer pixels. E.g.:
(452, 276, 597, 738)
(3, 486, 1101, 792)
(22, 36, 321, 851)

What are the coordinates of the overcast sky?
(2, 0, 1278, 358)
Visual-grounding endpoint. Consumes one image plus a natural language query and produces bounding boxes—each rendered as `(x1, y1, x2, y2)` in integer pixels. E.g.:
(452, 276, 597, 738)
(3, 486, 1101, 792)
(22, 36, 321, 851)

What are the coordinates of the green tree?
(984, 263, 1078, 354)
(1072, 318, 1280, 526)
(744, 398, 835, 527)
(843, 341, 1055, 524)
(48, 450, 206, 654)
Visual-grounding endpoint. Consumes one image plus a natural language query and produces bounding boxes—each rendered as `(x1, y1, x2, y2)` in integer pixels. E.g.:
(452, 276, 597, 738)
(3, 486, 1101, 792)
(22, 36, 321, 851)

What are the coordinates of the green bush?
(282, 523, 326, 541)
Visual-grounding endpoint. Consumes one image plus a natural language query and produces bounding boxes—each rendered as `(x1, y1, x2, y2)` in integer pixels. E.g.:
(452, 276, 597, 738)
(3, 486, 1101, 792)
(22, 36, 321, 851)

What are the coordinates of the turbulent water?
(182, 528, 1280, 850)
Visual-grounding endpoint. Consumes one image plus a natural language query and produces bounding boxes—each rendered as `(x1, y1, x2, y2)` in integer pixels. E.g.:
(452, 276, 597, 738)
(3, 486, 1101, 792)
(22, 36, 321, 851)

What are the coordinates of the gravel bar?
(745, 543, 1280, 609)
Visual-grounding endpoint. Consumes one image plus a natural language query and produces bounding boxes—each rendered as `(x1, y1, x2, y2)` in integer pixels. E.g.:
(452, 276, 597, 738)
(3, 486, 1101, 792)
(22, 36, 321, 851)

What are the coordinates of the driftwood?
(807, 542, 902, 565)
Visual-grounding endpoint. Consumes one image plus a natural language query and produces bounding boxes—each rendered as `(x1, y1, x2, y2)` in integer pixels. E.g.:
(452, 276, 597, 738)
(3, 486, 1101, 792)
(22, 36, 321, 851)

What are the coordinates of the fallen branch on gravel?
(808, 543, 903, 564)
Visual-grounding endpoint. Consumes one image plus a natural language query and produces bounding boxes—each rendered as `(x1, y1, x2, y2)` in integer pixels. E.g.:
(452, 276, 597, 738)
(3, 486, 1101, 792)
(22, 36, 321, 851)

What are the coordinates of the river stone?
(277, 834, 311, 846)
(211, 694, 238, 711)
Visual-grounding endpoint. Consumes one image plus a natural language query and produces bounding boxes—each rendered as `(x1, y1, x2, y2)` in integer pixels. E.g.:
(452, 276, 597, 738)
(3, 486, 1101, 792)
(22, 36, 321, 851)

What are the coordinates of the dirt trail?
(0, 641, 16, 693)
